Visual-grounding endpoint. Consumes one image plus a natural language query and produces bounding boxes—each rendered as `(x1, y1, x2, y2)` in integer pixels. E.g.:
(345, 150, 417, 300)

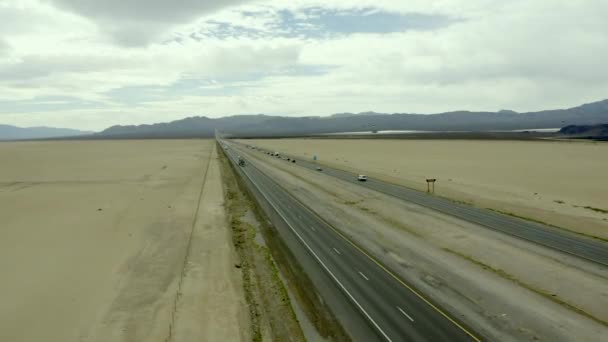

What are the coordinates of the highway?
(237, 142, 608, 267)
(220, 141, 480, 342)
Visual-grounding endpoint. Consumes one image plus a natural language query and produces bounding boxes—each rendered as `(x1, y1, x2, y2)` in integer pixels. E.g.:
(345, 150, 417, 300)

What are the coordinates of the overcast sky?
(1, 0, 607, 131)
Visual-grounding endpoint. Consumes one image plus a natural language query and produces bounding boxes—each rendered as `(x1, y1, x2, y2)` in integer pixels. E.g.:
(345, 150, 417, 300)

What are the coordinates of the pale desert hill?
(0, 124, 91, 140)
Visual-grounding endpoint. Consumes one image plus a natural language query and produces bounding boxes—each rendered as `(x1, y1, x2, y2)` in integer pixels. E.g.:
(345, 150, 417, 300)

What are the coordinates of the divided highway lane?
(239, 143, 608, 267)
(221, 142, 479, 342)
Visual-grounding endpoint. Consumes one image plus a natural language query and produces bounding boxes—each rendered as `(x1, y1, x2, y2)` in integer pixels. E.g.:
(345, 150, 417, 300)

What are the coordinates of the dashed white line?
(240, 169, 392, 342)
(358, 271, 370, 281)
(397, 306, 415, 322)
(310, 226, 317, 232)
(333, 247, 341, 255)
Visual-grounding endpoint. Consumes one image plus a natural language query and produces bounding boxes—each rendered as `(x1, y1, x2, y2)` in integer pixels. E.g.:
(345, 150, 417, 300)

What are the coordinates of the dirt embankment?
(242, 139, 608, 241)
(233, 142, 608, 342)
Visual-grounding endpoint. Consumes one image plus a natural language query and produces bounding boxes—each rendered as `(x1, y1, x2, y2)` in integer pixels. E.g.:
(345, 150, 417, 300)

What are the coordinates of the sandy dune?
(0, 140, 248, 342)
(244, 139, 608, 239)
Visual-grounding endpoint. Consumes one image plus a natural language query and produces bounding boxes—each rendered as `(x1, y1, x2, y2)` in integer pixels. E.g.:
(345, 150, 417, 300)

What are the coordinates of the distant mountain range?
(98, 99, 608, 138)
(0, 125, 91, 140)
(2, 99, 607, 140)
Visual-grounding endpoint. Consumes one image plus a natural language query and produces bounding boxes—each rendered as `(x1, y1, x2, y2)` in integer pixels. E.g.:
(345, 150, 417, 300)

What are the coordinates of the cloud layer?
(47, 0, 251, 45)
(1, 0, 607, 130)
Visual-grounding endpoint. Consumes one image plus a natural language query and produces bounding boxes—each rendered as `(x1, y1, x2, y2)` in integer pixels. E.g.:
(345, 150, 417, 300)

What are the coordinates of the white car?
(357, 175, 368, 181)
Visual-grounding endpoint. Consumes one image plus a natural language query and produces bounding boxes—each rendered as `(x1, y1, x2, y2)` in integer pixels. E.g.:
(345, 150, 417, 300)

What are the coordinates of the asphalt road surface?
(238, 142, 608, 267)
(220, 141, 479, 342)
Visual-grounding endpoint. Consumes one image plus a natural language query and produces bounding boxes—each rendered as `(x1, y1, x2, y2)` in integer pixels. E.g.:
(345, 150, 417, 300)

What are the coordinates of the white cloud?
(0, 39, 8, 56)
(1, 0, 608, 130)
(45, 0, 252, 46)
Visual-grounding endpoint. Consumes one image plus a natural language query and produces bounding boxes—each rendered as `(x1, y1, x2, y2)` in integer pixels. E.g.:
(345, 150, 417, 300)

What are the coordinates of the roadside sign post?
(426, 179, 436, 194)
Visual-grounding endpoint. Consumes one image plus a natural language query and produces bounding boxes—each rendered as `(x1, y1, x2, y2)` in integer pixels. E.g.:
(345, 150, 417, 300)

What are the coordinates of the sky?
(0, 0, 607, 131)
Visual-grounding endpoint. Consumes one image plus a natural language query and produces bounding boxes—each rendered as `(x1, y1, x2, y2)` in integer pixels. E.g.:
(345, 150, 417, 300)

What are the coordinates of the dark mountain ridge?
(559, 124, 608, 138)
(94, 99, 607, 138)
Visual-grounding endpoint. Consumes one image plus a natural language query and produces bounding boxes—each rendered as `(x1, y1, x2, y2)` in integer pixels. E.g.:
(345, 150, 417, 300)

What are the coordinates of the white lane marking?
(310, 226, 317, 232)
(397, 306, 415, 322)
(333, 247, 341, 255)
(240, 169, 393, 342)
(358, 271, 370, 281)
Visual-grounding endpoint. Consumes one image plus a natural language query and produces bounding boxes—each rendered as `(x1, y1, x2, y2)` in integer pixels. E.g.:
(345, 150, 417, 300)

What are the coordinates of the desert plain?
(2, 137, 607, 342)
(243, 138, 608, 240)
(0, 140, 249, 342)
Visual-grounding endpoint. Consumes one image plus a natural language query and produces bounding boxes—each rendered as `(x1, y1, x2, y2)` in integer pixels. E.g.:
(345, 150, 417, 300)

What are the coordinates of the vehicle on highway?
(287, 158, 291, 161)
(238, 156, 246, 166)
(316, 166, 323, 171)
(291, 159, 296, 163)
(357, 174, 368, 181)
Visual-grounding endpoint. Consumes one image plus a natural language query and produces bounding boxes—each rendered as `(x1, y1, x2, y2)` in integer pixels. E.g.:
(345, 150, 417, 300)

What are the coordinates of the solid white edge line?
(229, 148, 393, 342)
(359, 271, 370, 281)
(223, 141, 481, 341)
(397, 306, 415, 322)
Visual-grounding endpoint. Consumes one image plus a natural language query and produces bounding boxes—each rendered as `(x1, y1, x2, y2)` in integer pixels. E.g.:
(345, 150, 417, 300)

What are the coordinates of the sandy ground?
(242, 139, 608, 240)
(232, 143, 608, 341)
(0, 140, 249, 342)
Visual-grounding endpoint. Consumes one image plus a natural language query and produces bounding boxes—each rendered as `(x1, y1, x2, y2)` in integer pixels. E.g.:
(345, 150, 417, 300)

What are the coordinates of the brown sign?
(426, 179, 436, 193)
